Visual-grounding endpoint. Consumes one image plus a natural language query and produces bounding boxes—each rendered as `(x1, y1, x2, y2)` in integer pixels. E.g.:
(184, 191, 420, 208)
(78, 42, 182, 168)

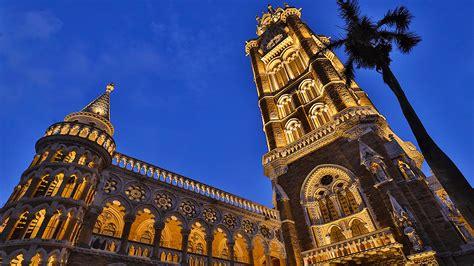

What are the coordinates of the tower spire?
(64, 82, 115, 135)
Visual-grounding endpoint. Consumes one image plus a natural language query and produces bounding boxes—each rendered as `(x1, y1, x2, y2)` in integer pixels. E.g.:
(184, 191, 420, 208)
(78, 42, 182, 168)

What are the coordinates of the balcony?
(88, 234, 251, 265)
(302, 228, 405, 265)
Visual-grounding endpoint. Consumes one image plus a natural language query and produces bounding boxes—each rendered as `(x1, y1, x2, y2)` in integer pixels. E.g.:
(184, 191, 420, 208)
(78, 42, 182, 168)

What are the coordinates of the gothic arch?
(300, 164, 356, 204)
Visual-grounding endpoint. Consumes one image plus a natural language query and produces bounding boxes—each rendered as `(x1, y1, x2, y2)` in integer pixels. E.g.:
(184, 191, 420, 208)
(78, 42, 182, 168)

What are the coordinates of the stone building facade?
(0, 3, 473, 266)
(244, 4, 474, 266)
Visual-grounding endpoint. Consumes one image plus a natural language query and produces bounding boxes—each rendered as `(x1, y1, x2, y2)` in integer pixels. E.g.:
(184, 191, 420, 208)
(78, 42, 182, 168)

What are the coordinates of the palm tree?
(326, 0, 474, 227)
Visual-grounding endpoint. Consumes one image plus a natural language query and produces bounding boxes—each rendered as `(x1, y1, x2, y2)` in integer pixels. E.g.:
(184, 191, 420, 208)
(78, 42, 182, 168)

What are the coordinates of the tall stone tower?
(245, 4, 473, 265)
(0, 84, 116, 264)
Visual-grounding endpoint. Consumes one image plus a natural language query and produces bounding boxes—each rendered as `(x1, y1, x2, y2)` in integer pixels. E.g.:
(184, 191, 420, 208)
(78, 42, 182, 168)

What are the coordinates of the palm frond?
(337, 0, 361, 25)
(380, 30, 421, 53)
(377, 6, 413, 32)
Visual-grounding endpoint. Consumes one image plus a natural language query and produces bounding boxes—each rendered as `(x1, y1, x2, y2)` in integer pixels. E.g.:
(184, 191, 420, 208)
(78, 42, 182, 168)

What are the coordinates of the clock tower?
(246, 4, 472, 265)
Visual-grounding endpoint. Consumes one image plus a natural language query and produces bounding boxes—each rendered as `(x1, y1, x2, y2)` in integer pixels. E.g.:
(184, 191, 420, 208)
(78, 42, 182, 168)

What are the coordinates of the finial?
(284, 3, 290, 8)
(267, 4, 275, 13)
(106, 82, 114, 93)
(256, 15, 261, 23)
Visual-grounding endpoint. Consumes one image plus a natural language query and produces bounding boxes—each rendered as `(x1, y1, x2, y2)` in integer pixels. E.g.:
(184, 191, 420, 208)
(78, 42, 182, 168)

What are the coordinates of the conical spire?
(64, 83, 115, 136)
(80, 83, 114, 120)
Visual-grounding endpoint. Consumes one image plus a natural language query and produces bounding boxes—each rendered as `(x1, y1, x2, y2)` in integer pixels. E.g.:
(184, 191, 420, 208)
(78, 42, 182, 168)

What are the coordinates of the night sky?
(0, 0, 472, 206)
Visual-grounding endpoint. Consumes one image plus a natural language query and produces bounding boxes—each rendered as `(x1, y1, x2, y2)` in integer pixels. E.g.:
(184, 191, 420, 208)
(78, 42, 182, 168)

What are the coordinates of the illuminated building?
(0, 4, 473, 266)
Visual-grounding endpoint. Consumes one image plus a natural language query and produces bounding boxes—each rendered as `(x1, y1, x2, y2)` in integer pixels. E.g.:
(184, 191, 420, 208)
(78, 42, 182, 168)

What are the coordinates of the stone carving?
(260, 224, 272, 239)
(202, 208, 217, 224)
(242, 219, 256, 234)
(388, 192, 423, 251)
(154, 192, 173, 210)
(125, 185, 146, 202)
(103, 178, 117, 194)
(223, 213, 237, 229)
(179, 200, 197, 218)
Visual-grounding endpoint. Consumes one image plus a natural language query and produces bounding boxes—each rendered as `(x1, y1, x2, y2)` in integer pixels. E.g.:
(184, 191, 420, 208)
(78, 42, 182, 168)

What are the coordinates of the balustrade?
(111, 153, 280, 220)
(90, 234, 121, 253)
(127, 240, 153, 258)
(44, 121, 116, 155)
(302, 227, 402, 264)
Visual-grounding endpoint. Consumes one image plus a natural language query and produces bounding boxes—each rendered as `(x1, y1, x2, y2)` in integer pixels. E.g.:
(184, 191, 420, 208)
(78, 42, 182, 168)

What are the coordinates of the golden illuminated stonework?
(0, 3, 473, 266)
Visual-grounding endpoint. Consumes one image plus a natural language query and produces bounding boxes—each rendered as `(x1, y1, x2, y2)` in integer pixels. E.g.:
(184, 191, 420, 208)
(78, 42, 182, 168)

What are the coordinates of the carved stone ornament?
(179, 200, 197, 218)
(260, 224, 272, 239)
(125, 185, 146, 202)
(202, 208, 217, 223)
(154, 192, 173, 210)
(223, 213, 237, 229)
(242, 219, 256, 234)
(104, 178, 117, 194)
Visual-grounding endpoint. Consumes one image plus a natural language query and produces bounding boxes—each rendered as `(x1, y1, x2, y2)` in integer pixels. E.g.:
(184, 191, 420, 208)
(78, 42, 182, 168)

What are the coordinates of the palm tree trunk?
(380, 63, 474, 228)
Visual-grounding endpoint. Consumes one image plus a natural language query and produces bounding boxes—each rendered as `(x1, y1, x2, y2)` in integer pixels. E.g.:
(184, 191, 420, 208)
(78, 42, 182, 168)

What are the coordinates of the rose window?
(260, 225, 272, 239)
(179, 200, 197, 218)
(223, 214, 237, 229)
(125, 185, 146, 202)
(104, 178, 118, 194)
(155, 193, 173, 210)
(242, 220, 256, 234)
(203, 208, 217, 223)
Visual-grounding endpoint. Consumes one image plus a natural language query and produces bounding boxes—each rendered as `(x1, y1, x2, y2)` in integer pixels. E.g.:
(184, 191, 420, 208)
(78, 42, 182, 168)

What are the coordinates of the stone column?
(35, 213, 53, 239)
(61, 217, 78, 242)
(151, 221, 165, 260)
(248, 243, 254, 266)
(79, 182, 93, 201)
(24, 177, 42, 198)
(0, 214, 19, 241)
(181, 228, 191, 266)
(265, 253, 272, 266)
(206, 234, 214, 266)
(228, 240, 235, 266)
(78, 205, 102, 248)
(118, 214, 135, 254)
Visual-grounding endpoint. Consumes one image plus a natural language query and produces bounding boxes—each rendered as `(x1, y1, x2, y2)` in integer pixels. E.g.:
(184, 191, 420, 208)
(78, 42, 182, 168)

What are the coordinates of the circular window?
(320, 175, 333, 186)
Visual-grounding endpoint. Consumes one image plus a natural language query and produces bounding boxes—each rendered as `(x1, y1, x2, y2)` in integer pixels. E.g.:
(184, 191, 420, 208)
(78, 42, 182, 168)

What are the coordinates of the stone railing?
(127, 240, 153, 258)
(90, 234, 121, 253)
(188, 252, 206, 266)
(159, 246, 182, 264)
(44, 121, 116, 155)
(111, 153, 280, 220)
(263, 106, 378, 165)
(302, 227, 402, 265)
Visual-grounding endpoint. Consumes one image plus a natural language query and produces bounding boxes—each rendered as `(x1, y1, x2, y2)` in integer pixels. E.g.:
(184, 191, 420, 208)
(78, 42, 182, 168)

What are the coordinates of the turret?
(0, 83, 116, 265)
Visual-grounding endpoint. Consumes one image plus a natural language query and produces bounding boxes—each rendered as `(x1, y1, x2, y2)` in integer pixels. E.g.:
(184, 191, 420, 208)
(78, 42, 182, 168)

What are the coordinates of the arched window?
(329, 227, 346, 243)
(267, 59, 289, 92)
(78, 154, 87, 165)
(39, 151, 49, 164)
(63, 150, 76, 163)
(43, 211, 61, 239)
(9, 211, 29, 240)
(45, 173, 64, 197)
(33, 174, 50, 197)
(61, 175, 77, 198)
(23, 209, 46, 239)
(298, 79, 319, 103)
(351, 220, 369, 237)
(309, 103, 331, 128)
(277, 95, 294, 118)
(51, 149, 64, 163)
(285, 119, 304, 143)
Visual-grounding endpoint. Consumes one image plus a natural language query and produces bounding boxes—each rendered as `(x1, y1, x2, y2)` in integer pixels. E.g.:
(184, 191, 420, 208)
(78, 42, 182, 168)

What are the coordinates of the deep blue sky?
(0, 1, 473, 207)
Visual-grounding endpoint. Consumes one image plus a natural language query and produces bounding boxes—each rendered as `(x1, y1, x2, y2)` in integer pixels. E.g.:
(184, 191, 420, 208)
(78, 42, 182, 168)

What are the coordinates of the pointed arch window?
(351, 220, 369, 237)
(329, 226, 346, 243)
(43, 211, 61, 239)
(23, 209, 46, 239)
(309, 103, 332, 128)
(51, 149, 64, 163)
(63, 150, 76, 163)
(284, 119, 304, 143)
(33, 174, 50, 197)
(9, 211, 29, 240)
(45, 173, 64, 197)
(277, 94, 294, 118)
(61, 175, 77, 198)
